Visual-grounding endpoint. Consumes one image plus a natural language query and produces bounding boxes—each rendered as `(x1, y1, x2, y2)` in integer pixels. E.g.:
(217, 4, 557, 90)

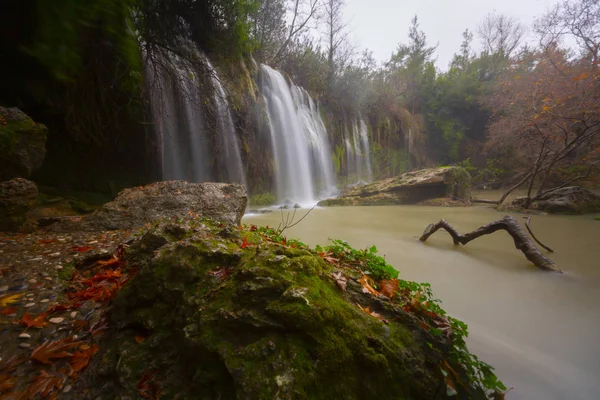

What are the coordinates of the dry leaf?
(359, 275, 379, 296)
(0, 294, 22, 308)
(332, 271, 347, 292)
(380, 279, 399, 299)
(21, 313, 48, 329)
(21, 370, 65, 399)
(70, 344, 99, 372)
(31, 338, 83, 364)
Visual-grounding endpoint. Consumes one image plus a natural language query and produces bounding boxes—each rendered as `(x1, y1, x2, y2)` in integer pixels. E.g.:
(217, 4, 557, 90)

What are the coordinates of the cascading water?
(145, 49, 212, 182)
(344, 118, 373, 183)
(259, 65, 336, 204)
(144, 47, 246, 186)
(204, 57, 246, 185)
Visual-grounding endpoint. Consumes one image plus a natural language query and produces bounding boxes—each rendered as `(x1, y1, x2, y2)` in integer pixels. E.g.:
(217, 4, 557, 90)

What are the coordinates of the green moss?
(0, 110, 47, 159)
(57, 262, 76, 281)
(248, 192, 276, 206)
(444, 166, 472, 200)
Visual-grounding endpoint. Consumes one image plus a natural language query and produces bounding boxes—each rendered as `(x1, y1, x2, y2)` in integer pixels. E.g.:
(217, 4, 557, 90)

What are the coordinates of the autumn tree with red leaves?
(484, 0, 600, 206)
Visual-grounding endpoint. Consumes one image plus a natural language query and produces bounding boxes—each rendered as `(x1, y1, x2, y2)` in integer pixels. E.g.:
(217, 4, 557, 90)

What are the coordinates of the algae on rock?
(71, 218, 497, 399)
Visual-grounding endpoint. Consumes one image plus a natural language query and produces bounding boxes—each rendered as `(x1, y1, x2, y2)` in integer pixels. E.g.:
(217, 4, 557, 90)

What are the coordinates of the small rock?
(56, 265, 63, 270)
(63, 385, 72, 393)
(19, 343, 31, 349)
(40, 299, 50, 303)
(24, 302, 35, 308)
(19, 333, 31, 339)
(49, 317, 64, 324)
(0, 286, 8, 293)
(44, 277, 52, 281)
(28, 279, 37, 284)
(49, 252, 61, 257)
(28, 257, 43, 262)
(70, 311, 78, 318)
(89, 241, 98, 244)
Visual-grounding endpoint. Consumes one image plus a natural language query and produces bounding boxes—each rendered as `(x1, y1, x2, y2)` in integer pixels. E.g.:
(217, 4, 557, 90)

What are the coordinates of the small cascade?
(204, 58, 246, 185)
(344, 118, 373, 183)
(144, 47, 246, 186)
(259, 65, 336, 204)
(145, 49, 212, 182)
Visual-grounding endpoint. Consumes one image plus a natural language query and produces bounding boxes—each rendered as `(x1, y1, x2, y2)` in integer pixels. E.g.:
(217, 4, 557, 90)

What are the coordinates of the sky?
(343, 0, 557, 69)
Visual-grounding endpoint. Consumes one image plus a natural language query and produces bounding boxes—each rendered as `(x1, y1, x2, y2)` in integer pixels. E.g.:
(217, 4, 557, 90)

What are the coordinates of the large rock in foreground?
(0, 107, 47, 180)
(319, 167, 471, 207)
(0, 178, 38, 231)
(508, 186, 600, 214)
(71, 219, 490, 399)
(46, 181, 247, 231)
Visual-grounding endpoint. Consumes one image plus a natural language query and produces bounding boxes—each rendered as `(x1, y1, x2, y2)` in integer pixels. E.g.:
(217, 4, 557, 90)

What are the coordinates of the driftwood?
(419, 215, 561, 272)
(524, 217, 554, 253)
(471, 198, 500, 205)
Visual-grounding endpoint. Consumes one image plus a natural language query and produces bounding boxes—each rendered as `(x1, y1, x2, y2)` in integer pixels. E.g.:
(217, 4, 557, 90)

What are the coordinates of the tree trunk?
(419, 216, 561, 272)
(497, 171, 533, 206)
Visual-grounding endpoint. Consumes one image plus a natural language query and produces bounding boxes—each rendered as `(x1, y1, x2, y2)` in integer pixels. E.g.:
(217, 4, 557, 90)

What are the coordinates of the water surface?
(243, 204, 600, 399)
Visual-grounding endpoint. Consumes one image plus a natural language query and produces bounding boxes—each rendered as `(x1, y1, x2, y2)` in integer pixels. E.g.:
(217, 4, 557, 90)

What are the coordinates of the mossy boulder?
(507, 186, 600, 214)
(0, 178, 38, 232)
(319, 167, 472, 207)
(72, 219, 492, 399)
(0, 107, 47, 180)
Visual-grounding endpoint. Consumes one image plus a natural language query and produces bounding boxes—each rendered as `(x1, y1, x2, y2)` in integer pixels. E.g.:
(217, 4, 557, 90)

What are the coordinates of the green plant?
(249, 192, 276, 206)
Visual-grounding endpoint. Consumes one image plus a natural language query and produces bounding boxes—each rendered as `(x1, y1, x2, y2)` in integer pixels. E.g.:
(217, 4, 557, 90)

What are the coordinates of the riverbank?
(244, 205, 600, 400)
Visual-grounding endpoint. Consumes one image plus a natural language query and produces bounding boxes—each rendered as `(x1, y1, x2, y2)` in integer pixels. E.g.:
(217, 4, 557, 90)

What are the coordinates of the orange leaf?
(134, 335, 146, 344)
(96, 255, 120, 267)
(31, 338, 83, 364)
(38, 239, 57, 245)
(21, 313, 48, 328)
(380, 279, 399, 299)
(137, 370, 160, 400)
(0, 373, 15, 392)
(359, 275, 380, 296)
(70, 344, 99, 372)
(21, 370, 65, 399)
(240, 237, 250, 249)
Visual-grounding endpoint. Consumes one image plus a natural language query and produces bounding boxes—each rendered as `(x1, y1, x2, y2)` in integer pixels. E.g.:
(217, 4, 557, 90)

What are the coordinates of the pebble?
(56, 265, 63, 270)
(70, 311, 78, 318)
(19, 343, 31, 349)
(28, 279, 37, 284)
(63, 385, 72, 393)
(24, 303, 35, 308)
(40, 299, 50, 303)
(0, 285, 8, 293)
(18, 333, 31, 339)
(44, 277, 52, 281)
(49, 252, 61, 257)
(89, 240, 98, 244)
(28, 257, 43, 262)
(49, 317, 64, 324)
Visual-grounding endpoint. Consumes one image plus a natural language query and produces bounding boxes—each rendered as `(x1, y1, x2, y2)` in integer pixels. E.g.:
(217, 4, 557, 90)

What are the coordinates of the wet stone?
(49, 317, 64, 324)
(19, 343, 31, 349)
(28, 279, 37, 284)
(40, 299, 50, 303)
(24, 303, 35, 308)
(18, 333, 31, 339)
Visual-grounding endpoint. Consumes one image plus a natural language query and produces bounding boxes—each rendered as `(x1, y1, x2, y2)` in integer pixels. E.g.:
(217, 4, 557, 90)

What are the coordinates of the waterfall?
(144, 47, 246, 186)
(204, 58, 246, 186)
(145, 49, 212, 182)
(344, 118, 373, 184)
(259, 65, 336, 204)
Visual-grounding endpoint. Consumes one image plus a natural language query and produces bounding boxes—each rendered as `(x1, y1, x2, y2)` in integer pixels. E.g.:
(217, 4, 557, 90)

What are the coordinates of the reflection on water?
(243, 204, 600, 400)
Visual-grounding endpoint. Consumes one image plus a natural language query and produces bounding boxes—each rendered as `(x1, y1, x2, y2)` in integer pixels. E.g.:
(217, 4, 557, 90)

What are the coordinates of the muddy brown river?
(243, 203, 600, 399)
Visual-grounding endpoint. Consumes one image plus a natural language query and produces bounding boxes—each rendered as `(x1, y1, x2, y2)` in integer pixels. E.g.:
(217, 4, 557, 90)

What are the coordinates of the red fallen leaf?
(249, 225, 258, 232)
(70, 344, 99, 372)
(209, 267, 232, 281)
(357, 304, 389, 324)
(21, 370, 65, 399)
(21, 312, 48, 328)
(137, 370, 161, 400)
(134, 335, 146, 344)
(380, 279, 399, 299)
(44, 304, 70, 315)
(31, 338, 83, 364)
(318, 251, 340, 266)
(71, 246, 93, 253)
(71, 319, 89, 332)
(0, 373, 15, 392)
(0, 306, 17, 315)
(38, 239, 57, 245)
(241, 236, 250, 249)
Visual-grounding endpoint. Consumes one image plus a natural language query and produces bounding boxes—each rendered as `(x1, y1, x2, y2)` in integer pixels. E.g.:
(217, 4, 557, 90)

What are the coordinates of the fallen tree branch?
(419, 216, 561, 272)
(524, 217, 554, 253)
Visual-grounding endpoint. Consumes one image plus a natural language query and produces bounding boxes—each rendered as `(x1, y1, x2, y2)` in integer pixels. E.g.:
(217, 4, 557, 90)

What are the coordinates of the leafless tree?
(478, 12, 526, 58)
(271, 0, 321, 63)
